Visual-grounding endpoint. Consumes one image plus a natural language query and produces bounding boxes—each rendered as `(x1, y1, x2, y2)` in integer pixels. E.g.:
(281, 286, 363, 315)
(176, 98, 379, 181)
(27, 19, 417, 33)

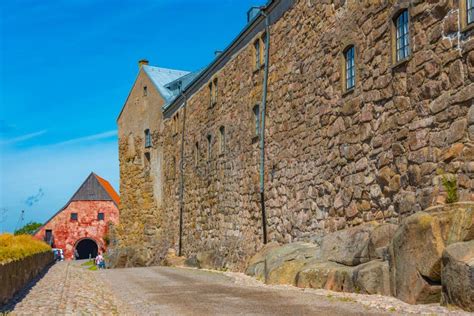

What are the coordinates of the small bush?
(441, 175, 458, 204)
(0, 233, 51, 264)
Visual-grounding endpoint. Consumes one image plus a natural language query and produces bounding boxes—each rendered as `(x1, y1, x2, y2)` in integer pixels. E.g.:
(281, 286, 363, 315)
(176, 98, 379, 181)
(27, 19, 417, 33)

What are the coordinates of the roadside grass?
(88, 265, 98, 271)
(0, 233, 51, 264)
(81, 260, 95, 267)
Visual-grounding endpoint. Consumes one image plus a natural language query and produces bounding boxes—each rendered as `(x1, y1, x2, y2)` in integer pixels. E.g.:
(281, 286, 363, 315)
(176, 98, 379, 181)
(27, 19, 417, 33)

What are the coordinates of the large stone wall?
(115, 68, 169, 266)
(0, 251, 53, 305)
(118, 0, 474, 271)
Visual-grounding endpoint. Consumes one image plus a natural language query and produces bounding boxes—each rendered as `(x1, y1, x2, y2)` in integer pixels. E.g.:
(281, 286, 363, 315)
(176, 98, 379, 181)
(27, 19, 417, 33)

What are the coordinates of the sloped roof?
(70, 173, 120, 205)
(34, 173, 119, 235)
(142, 65, 190, 102)
(117, 65, 192, 121)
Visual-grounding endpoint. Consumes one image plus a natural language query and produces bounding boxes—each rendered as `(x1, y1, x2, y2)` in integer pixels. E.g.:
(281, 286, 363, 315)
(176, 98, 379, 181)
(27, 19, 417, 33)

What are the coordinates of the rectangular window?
(145, 129, 152, 148)
(213, 78, 218, 104)
(45, 230, 52, 244)
(254, 40, 260, 69)
(207, 135, 212, 161)
(396, 10, 410, 62)
(143, 86, 147, 96)
(468, 0, 474, 24)
(219, 126, 225, 154)
(145, 131, 152, 147)
(209, 83, 213, 106)
(253, 104, 260, 137)
(70, 213, 78, 221)
(345, 46, 355, 91)
(261, 34, 266, 66)
(195, 142, 199, 166)
(98, 213, 104, 221)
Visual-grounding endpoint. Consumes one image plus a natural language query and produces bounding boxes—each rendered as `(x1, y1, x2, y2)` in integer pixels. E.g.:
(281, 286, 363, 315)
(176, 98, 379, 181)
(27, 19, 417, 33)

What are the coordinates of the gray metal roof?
(142, 65, 190, 101)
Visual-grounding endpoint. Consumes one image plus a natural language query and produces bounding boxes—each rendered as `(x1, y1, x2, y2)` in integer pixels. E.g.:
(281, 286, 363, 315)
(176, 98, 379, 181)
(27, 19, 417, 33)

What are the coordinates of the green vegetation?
(441, 175, 458, 204)
(14, 221, 43, 235)
(88, 265, 98, 271)
(81, 260, 95, 267)
(0, 233, 51, 264)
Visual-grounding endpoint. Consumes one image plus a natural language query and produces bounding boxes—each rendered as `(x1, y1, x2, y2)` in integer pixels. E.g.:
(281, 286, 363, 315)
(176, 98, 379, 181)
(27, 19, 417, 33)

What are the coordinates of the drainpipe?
(259, 8, 270, 245)
(178, 89, 187, 256)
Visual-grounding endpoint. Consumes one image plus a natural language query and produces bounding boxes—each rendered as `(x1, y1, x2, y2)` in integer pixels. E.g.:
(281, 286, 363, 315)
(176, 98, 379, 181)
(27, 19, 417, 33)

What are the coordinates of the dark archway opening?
(75, 239, 98, 259)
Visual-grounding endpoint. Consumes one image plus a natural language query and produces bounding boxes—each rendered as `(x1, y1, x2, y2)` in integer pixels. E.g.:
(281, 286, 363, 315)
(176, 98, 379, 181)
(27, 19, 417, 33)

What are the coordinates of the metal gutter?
(259, 9, 271, 245)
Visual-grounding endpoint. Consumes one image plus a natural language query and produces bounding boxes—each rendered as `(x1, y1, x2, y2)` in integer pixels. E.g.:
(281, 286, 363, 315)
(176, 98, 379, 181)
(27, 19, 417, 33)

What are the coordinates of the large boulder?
(389, 203, 474, 305)
(195, 250, 224, 269)
(319, 223, 377, 266)
(246, 242, 317, 283)
(367, 223, 398, 260)
(441, 241, 474, 312)
(389, 212, 445, 304)
(425, 202, 474, 243)
(296, 261, 355, 292)
(353, 260, 391, 296)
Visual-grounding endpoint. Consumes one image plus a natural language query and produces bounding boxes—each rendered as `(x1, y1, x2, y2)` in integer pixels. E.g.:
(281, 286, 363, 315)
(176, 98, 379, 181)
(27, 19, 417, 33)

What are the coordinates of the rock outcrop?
(244, 203, 474, 312)
(441, 241, 474, 312)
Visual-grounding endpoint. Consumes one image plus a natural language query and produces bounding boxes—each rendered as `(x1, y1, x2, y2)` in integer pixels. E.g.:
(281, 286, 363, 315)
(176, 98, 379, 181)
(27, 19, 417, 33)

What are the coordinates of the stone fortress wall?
(116, 0, 474, 270)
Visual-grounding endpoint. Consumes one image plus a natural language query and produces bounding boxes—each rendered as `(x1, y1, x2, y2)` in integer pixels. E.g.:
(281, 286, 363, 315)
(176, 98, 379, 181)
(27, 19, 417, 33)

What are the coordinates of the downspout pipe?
(178, 89, 187, 256)
(259, 8, 270, 245)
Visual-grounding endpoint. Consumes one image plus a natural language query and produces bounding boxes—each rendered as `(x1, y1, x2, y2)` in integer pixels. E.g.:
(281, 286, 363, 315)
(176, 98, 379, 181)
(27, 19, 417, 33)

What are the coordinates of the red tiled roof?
(94, 174, 120, 205)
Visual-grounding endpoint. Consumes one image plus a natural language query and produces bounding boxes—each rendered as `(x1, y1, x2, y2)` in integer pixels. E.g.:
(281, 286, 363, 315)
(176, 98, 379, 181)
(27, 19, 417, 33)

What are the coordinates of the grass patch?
(81, 260, 94, 267)
(388, 307, 397, 312)
(0, 233, 51, 264)
(88, 265, 98, 271)
(337, 297, 355, 303)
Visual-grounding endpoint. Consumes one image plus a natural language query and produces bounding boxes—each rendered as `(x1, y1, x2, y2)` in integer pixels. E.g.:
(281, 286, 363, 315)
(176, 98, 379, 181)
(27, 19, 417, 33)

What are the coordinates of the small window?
(145, 129, 152, 148)
(144, 152, 151, 169)
(70, 213, 78, 221)
(98, 213, 104, 221)
(260, 33, 266, 66)
(213, 78, 218, 104)
(468, 0, 474, 25)
(219, 126, 225, 154)
(209, 83, 213, 107)
(344, 46, 355, 91)
(253, 104, 260, 137)
(394, 10, 410, 62)
(254, 40, 260, 69)
(195, 142, 199, 166)
(207, 134, 212, 161)
(143, 85, 147, 96)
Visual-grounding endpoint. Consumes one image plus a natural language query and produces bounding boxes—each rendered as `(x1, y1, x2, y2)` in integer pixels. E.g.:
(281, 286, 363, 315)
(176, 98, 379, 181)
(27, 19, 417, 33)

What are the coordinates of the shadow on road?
(0, 262, 55, 313)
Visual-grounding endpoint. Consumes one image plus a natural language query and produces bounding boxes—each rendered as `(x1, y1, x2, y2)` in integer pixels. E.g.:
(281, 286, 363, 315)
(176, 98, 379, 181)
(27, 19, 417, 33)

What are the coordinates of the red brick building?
(34, 173, 120, 260)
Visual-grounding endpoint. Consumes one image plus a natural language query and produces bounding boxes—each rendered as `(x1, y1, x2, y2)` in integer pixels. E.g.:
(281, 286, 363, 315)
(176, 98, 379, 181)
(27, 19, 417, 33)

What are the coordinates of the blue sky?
(0, 0, 264, 232)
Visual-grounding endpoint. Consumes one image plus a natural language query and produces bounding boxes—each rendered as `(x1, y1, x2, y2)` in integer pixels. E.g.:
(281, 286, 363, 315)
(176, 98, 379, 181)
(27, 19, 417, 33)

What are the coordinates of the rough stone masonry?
(113, 0, 474, 272)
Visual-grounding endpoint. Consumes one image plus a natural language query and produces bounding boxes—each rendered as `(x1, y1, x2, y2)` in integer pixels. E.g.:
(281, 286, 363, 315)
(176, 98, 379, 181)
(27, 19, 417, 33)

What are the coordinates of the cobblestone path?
(4, 263, 471, 315)
(6, 261, 131, 315)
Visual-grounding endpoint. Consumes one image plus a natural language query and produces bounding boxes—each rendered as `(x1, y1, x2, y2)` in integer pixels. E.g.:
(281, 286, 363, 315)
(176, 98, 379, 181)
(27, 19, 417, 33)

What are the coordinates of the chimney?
(138, 59, 149, 68)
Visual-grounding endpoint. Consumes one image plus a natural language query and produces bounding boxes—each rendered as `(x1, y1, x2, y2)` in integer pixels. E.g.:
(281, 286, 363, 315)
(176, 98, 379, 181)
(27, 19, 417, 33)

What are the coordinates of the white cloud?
(53, 130, 117, 146)
(0, 130, 47, 145)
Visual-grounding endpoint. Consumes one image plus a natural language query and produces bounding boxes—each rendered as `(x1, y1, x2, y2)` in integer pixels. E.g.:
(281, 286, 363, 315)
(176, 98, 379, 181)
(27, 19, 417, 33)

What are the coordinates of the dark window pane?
(98, 213, 104, 221)
(345, 46, 355, 90)
(395, 10, 410, 62)
(70, 213, 78, 221)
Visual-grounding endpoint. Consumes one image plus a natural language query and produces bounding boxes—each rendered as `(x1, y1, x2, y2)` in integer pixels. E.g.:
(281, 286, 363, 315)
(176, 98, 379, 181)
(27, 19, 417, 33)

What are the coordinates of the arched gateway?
(75, 238, 98, 259)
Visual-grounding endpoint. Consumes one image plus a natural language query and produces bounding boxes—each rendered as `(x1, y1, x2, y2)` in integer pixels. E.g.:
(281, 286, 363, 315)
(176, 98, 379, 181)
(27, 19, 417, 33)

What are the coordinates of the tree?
(14, 222, 42, 235)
